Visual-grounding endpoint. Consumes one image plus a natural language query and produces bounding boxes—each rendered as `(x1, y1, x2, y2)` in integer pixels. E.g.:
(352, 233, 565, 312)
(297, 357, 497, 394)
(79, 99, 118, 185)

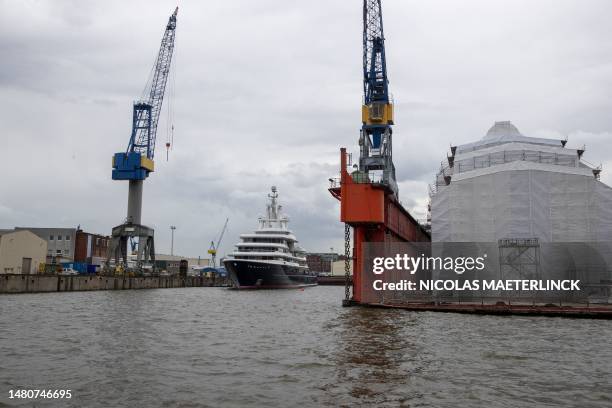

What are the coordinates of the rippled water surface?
(1, 287, 612, 407)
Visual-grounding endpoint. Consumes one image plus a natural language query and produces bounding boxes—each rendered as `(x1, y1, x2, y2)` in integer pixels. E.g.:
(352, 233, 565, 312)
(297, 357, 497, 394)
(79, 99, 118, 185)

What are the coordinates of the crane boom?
(216, 218, 229, 250)
(363, 0, 388, 104)
(128, 7, 178, 160)
(113, 7, 178, 181)
(360, 0, 397, 196)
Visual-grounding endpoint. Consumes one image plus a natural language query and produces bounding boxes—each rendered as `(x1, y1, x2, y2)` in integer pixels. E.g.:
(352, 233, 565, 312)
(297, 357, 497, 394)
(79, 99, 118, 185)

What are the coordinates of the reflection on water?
(330, 307, 421, 405)
(1, 287, 612, 407)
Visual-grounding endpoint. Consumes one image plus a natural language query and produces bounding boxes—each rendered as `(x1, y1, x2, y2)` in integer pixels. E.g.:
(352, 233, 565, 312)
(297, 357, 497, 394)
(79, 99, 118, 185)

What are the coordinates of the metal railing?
(329, 172, 386, 189)
(328, 177, 341, 189)
(431, 149, 597, 191)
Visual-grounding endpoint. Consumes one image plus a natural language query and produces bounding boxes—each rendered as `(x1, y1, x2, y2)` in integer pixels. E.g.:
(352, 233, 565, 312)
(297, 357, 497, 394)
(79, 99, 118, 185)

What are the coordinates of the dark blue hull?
(223, 259, 317, 289)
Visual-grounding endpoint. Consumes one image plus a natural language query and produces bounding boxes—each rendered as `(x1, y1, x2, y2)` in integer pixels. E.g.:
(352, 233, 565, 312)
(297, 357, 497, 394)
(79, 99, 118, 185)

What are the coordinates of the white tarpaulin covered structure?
(431, 121, 612, 243)
(421, 122, 612, 303)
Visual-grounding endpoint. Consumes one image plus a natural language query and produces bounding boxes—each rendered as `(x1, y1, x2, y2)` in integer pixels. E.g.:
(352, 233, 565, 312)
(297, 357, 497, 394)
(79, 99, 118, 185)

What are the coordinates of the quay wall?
(0, 274, 230, 294)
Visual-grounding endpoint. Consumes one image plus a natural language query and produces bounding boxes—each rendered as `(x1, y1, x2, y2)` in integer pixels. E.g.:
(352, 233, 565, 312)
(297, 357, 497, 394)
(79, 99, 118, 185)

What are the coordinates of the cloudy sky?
(1, 0, 611, 259)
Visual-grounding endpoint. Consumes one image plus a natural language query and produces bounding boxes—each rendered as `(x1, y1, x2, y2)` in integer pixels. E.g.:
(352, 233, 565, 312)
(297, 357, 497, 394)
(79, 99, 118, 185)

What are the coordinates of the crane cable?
(165, 41, 177, 161)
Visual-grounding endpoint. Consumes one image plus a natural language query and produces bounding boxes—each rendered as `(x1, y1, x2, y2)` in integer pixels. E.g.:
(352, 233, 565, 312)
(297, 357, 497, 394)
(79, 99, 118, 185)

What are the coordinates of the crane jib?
(112, 7, 178, 182)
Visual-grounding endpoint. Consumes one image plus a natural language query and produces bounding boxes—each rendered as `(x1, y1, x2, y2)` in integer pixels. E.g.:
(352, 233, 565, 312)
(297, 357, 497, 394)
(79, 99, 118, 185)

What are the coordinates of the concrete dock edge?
(0, 274, 230, 294)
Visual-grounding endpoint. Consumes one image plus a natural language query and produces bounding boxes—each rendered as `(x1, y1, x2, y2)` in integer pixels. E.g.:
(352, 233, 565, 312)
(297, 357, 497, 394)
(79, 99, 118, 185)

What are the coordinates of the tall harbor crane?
(330, 0, 430, 305)
(360, 0, 397, 197)
(107, 7, 178, 270)
(208, 218, 229, 268)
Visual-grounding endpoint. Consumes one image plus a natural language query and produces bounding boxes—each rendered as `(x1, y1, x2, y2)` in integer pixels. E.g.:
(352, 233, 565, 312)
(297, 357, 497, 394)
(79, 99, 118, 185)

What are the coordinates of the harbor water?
(1, 286, 612, 407)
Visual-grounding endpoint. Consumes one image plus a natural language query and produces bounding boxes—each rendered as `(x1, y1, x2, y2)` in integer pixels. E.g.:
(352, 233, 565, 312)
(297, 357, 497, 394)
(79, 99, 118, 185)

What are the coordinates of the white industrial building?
(0, 230, 47, 274)
(14, 227, 77, 261)
(430, 121, 612, 243)
(332, 260, 353, 276)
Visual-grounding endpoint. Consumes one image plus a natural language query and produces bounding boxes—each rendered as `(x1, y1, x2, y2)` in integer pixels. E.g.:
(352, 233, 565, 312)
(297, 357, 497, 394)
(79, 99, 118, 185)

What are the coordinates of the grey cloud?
(1, 0, 611, 258)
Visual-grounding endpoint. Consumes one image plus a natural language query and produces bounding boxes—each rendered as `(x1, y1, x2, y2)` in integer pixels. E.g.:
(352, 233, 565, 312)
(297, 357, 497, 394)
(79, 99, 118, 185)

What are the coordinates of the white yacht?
(223, 186, 316, 289)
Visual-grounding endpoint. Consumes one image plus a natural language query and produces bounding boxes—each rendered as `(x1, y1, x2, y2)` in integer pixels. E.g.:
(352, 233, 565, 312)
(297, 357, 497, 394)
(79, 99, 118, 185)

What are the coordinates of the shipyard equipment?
(208, 218, 229, 268)
(360, 0, 397, 197)
(330, 0, 430, 305)
(107, 8, 178, 270)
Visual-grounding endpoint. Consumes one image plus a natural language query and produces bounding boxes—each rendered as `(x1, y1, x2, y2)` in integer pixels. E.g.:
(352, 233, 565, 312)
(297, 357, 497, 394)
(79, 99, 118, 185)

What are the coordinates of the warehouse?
(14, 227, 77, 262)
(0, 230, 47, 274)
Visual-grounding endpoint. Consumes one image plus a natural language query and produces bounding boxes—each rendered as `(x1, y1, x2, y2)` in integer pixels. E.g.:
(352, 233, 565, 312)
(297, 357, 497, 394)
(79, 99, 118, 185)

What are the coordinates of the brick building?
(74, 229, 110, 266)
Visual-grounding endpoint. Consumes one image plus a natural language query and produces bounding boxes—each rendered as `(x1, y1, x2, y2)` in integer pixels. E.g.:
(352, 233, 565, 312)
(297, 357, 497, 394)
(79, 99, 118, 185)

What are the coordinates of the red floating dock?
(354, 301, 612, 319)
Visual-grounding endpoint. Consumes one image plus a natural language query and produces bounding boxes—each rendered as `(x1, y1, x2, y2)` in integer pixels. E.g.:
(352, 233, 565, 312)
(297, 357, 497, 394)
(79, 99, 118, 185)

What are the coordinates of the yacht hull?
(224, 259, 318, 289)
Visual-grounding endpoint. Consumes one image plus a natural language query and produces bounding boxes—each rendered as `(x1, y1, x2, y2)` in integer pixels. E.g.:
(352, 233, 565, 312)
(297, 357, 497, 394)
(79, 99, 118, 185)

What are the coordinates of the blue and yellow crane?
(107, 7, 178, 270)
(208, 218, 229, 268)
(360, 0, 397, 197)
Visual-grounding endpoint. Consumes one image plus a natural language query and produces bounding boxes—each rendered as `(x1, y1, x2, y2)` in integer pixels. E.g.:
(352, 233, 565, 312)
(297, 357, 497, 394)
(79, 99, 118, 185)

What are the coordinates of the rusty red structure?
(330, 150, 430, 304)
